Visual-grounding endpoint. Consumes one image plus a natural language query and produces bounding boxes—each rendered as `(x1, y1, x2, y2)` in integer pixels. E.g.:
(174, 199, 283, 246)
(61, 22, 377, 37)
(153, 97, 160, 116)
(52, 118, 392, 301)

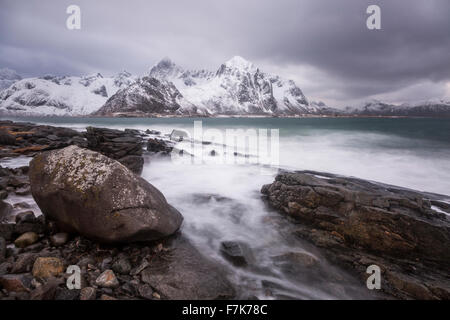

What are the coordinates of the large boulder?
(29, 145, 183, 243)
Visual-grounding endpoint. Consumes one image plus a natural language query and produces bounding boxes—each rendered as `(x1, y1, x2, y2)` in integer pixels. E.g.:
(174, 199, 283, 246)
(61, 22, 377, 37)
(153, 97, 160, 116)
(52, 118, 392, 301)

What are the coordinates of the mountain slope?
(95, 76, 204, 116)
(0, 71, 135, 116)
(0, 68, 22, 91)
(344, 99, 450, 117)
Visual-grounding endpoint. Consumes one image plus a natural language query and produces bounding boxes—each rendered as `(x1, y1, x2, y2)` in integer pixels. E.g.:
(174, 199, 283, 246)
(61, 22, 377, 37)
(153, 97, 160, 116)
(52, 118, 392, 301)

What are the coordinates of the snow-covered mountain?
(344, 99, 450, 117)
(0, 68, 22, 91)
(0, 71, 136, 116)
(2, 58, 449, 117)
(146, 56, 318, 115)
(95, 76, 205, 116)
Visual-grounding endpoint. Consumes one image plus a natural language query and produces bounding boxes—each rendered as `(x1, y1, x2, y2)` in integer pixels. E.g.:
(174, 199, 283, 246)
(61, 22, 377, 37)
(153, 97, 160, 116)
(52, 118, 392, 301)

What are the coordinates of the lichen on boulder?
(29, 145, 183, 243)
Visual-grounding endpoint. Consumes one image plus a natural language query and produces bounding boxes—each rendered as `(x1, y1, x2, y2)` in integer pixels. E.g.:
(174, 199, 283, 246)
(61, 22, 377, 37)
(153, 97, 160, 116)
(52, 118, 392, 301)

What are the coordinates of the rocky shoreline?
(0, 120, 235, 300)
(1, 120, 449, 300)
(261, 171, 450, 299)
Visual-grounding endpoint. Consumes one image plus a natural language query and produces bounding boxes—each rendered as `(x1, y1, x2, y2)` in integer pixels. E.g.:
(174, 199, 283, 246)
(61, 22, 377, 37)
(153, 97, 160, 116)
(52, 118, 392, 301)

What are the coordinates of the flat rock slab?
(141, 235, 235, 300)
(261, 170, 450, 299)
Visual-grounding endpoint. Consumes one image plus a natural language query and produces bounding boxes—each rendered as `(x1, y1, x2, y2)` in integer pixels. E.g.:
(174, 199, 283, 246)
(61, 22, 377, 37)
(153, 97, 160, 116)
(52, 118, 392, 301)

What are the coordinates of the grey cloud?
(0, 0, 449, 106)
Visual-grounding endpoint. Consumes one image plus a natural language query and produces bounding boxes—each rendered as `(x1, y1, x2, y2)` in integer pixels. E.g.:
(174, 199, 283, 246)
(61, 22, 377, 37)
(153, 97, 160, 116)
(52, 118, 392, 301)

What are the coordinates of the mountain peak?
(149, 57, 184, 80)
(224, 56, 255, 71)
(156, 57, 176, 67)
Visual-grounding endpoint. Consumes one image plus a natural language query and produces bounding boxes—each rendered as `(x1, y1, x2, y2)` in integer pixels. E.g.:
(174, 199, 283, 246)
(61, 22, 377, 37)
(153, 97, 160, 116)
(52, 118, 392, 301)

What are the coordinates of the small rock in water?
(15, 211, 36, 224)
(220, 241, 249, 267)
(32, 257, 65, 278)
(50, 233, 69, 247)
(13, 202, 31, 209)
(95, 269, 120, 288)
(272, 251, 319, 273)
(15, 186, 31, 196)
(14, 232, 39, 248)
(80, 287, 97, 300)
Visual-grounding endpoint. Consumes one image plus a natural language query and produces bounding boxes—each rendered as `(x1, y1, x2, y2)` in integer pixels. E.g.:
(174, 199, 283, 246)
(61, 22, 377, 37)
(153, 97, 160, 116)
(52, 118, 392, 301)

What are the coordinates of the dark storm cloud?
(0, 0, 449, 105)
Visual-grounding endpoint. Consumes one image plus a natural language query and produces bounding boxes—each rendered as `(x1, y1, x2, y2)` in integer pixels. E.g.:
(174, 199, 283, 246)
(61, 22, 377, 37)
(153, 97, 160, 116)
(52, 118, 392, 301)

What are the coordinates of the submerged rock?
(29, 145, 183, 243)
(140, 235, 235, 299)
(220, 241, 250, 267)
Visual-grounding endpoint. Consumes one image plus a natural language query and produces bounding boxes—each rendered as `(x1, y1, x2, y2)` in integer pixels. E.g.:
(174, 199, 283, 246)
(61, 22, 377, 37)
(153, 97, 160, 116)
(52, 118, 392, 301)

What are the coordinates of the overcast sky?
(0, 0, 449, 107)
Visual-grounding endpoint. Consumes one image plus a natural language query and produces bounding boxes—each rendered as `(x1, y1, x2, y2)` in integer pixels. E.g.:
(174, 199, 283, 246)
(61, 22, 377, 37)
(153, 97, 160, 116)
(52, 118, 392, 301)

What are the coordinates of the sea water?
(2, 116, 450, 299)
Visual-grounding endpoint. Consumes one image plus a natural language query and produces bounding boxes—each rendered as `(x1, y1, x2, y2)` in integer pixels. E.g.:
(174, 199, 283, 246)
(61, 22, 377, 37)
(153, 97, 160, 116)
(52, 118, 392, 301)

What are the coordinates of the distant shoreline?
(2, 113, 449, 119)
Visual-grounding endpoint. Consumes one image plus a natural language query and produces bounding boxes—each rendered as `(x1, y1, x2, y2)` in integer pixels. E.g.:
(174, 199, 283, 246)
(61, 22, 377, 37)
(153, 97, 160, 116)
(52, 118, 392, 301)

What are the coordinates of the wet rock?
(147, 138, 173, 154)
(101, 257, 113, 270)
(145, 129, 161, 135)
(11, 252, 37, 273)
(13, 202, 32, 209)
(15, 211, 36, 224)
(95, 269, 119, 288)
(15, 186, 31, 196)
(140, 235, 235, 300)
(13, 220, 45, 236)
(130, 259, 149, 276)
(30, 277, 62, 300)
(112, 258, 132, 275)
(50, 233, 69, 247)
(262, 171, 450, 299)
(29, 145, 183, 243)
(0, 237, 5, 263)
(100, 294, 117, 300)
(271, 251, 319, 276)
(55, 287, 80, 300)
(0, 190, 7, 200)
(14, 232, 39, 248)
(0, 262, 11, 275)
(80, 286, 97, 300)
(220, 241, 250, 267)
(32, 257, 65, 278)
(0, 223, 14, 241)
(0, 201, 12, 220)
(0, 273, 32, 292)
(118, 155, 144, 175)
(137, 283, 153, 299)
(85, 126, 144, 173)
(0, 130, 16, 145)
